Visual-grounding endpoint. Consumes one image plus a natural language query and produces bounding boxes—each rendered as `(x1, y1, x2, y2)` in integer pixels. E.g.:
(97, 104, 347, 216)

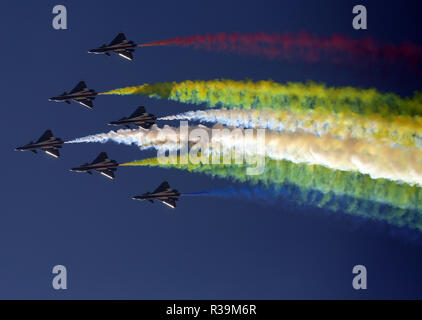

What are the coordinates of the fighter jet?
(108, 106, 157, 129)
(132, 181, 181, 209)
(15, 129, 63, 158)
(70, 152, 118, 179)
(88, 32, 137, 61)
(49, 81, 97, 109)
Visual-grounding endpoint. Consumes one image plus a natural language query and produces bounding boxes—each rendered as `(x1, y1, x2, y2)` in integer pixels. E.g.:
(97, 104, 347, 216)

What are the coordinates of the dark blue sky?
(1, 0, 421, 299)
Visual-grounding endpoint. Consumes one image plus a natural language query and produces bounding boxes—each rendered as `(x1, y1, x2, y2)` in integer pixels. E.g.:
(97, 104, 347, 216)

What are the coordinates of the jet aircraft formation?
(16, 33, 183, 209)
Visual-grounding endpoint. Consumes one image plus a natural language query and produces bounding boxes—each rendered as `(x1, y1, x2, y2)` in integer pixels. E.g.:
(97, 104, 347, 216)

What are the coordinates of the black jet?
(88, 32, 137, 61)
(132, 181, 181, 209)
(70, 152, 118, 179)
(49, 81, 97, 109)
(108, 106, 157, 129)
(15, 129, 64, 158)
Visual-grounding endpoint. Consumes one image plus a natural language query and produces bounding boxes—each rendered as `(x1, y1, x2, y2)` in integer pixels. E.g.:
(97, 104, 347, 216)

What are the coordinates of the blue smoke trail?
(182, 185, 285, 202)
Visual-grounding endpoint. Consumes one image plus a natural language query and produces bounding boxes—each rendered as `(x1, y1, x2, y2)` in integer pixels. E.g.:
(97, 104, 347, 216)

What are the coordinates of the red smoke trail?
(138, 32, 422, 66)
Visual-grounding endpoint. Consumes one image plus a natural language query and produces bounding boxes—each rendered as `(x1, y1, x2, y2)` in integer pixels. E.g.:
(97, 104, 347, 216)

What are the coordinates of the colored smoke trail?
(70, 124, 422, 186)
(99, 79, 422, 119)
(138, 32, 422, 66)
(65, 124, 203, 149)
(159, 108, 422, 149)
(121, 156, 422, 231)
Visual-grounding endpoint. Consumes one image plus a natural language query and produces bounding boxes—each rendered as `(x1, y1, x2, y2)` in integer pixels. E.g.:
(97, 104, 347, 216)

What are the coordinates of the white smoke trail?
(66, 123, 422, 186)
(159, 108, 422, 149)
(65, 124, 202, 150)
(160, 108, 311, 132)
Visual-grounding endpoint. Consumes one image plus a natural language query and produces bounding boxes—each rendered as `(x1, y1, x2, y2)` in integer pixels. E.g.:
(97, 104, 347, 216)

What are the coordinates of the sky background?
(0, 0, 421, 299)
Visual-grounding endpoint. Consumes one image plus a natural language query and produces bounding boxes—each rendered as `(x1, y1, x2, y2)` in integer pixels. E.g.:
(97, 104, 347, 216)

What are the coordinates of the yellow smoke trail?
(100, 79, 422, 149)
(99, 79, 422, 119)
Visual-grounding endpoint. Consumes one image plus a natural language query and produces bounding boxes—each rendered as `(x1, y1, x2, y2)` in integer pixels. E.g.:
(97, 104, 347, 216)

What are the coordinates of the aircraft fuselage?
(49, 92, 97, 102)
(132, 192, 181, 200)
(89, 44, 136, 54)
(71, 162, 118, 172)
(15, 140, 63, 152)
(109, 117, 156, 126)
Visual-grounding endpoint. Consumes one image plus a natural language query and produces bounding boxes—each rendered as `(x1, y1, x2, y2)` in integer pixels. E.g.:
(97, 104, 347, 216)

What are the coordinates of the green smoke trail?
(121, 156, 422, 231)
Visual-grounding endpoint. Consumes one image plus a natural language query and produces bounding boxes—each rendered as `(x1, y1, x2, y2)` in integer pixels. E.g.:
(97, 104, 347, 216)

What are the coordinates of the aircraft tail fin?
(130, 106, 146, 118)
(92, 152, 109, 164)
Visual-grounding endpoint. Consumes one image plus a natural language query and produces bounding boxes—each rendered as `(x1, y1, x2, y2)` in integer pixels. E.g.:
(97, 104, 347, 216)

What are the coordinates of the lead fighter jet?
(70, 152, 118, 179)
(132, 181, 181, 209)
(15, 129, 63, 158)
(108, 106, 157, 129)
(88, 32, 137, 61)
(49, 81, 97, 109)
